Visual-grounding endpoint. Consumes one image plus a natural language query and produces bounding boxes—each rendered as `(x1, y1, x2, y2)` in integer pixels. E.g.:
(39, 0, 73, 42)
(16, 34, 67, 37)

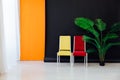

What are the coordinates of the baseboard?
(44, 57, 120, 63)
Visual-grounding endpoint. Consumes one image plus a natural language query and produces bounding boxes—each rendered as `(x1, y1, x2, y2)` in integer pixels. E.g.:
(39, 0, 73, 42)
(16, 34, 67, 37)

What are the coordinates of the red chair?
(73, 36, 88, 66)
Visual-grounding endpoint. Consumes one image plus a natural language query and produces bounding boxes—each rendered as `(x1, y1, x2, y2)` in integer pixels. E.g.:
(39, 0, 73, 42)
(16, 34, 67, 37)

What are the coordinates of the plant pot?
(99, 61, 105, 66)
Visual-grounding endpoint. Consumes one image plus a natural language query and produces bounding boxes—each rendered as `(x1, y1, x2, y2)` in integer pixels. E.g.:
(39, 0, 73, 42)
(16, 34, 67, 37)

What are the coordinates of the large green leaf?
(86, 49, 97, 53)
(75, 17, 99, 38)
(83, 35, 100, 48)
(102, 33, 119, 43)
(110, 22, 120, 33)
(95, 19, 106, 31)
(75, 17, 94, 29)
(103, 42, 120, 54)
(85, 39, 97, 48)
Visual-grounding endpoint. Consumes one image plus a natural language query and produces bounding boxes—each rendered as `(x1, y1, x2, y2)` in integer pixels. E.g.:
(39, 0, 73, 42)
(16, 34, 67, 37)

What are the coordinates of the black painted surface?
(45, 0, 120, 62)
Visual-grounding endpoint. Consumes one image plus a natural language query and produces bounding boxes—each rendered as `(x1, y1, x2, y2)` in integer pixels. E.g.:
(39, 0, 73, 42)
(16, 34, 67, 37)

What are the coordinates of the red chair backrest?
(74, 36, 84, 51)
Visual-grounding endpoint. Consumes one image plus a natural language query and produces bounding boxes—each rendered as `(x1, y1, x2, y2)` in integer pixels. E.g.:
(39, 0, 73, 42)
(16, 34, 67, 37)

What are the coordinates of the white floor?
(0, 61, 120, 80)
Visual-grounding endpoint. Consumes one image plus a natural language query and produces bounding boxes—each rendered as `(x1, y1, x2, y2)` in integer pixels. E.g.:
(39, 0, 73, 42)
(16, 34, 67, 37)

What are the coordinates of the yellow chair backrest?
(59, 36, 71, 51)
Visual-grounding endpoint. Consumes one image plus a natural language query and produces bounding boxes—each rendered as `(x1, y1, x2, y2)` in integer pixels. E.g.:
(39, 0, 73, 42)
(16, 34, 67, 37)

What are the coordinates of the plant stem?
(99, 31, 105, 62)
(101, 31, 102, 46)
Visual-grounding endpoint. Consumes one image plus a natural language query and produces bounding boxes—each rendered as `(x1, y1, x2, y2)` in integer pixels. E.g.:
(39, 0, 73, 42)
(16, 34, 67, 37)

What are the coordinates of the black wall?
(45, 0, 120, 62)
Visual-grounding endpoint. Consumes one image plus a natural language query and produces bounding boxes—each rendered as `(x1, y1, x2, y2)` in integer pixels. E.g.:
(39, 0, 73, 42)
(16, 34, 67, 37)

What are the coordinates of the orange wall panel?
(20, 0, 45, 60)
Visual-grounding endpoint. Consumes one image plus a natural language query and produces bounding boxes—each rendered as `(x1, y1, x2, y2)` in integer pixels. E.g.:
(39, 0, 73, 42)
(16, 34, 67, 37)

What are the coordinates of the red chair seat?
(73, 51, 86, 56)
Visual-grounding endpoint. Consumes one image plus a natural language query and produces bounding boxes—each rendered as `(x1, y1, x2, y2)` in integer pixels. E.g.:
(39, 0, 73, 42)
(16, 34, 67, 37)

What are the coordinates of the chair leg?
(70, 56, 72, 66)
(72, 56, 74, 66)
(70, 55, 74, 66)
(59, 56, 60, 63)
(57, 55, 59, 66)
(57, 55, 58, 63)
(86, 54, 88, 67)
(84, 56, 86, 65)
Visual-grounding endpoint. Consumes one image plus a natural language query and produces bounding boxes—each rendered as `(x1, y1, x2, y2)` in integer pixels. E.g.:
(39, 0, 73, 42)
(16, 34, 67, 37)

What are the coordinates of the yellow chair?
(57, 36, 73, 65)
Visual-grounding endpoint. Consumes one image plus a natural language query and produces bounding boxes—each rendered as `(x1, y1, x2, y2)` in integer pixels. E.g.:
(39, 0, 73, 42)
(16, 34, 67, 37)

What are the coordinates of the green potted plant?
(74, 17, 120, 66)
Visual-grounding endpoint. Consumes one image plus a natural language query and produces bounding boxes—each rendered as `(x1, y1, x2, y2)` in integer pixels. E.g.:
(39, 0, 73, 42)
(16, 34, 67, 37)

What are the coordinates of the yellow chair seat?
(57, 51, 71, 56)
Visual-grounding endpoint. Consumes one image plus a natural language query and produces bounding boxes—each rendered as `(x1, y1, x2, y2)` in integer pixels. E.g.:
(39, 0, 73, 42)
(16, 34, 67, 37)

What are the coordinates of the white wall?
(0, 0, 5, 73)
(0, 0, 20, 73)
(15, 0, 20, 60)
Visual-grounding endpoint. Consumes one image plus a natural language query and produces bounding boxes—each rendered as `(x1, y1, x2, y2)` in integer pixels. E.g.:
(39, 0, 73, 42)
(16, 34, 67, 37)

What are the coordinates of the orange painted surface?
(20, 0, 45, 60)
